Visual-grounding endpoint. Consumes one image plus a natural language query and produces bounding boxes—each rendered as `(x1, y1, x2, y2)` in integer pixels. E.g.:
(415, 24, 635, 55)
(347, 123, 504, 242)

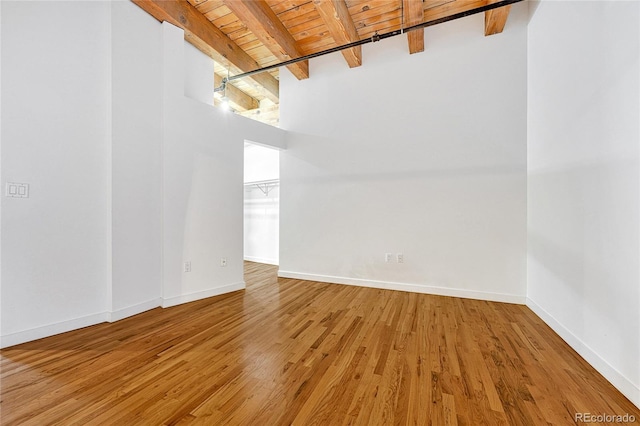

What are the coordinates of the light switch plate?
(6, 182, 29, 198)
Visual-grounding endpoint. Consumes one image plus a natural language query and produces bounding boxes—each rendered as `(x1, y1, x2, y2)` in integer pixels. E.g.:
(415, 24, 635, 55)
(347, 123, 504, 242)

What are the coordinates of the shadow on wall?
(528, 0, 542, 24)
(282, 131, 526, 183)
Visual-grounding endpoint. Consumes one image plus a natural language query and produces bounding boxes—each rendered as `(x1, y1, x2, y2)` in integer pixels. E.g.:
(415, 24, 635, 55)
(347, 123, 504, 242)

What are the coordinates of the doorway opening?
(243, 142, 280, 266)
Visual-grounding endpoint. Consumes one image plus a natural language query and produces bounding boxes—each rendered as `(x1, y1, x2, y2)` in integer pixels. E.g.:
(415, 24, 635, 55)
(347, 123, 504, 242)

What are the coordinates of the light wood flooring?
(1, 261, 638, 425)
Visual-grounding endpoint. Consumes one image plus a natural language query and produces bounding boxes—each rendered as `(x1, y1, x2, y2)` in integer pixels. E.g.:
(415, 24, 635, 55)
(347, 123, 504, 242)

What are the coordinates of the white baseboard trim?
(108, 298, 162, 322)
(244, 256, 278, 265)
(162, 282, 246, 308)
(1, 284, 246, 348)
(526, 298, 640, 409)
(277, 270, 526, 304)
(0, 312, 108, 349)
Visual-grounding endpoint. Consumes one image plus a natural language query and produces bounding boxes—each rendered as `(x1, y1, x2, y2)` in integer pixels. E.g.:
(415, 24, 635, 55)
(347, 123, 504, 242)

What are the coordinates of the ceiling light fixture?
(214, 66, 232, 112)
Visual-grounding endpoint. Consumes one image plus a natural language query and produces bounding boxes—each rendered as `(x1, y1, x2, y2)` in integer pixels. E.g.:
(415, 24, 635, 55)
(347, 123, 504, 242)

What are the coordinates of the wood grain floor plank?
(1, 261, 638, 425)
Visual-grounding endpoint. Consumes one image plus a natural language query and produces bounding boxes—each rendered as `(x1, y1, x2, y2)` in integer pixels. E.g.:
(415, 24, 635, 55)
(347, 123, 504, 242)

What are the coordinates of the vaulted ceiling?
(133, 0, 519, 126)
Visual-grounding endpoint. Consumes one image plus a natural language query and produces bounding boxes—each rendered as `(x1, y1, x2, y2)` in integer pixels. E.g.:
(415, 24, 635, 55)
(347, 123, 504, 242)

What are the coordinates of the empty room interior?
(1, 0, 639, 424)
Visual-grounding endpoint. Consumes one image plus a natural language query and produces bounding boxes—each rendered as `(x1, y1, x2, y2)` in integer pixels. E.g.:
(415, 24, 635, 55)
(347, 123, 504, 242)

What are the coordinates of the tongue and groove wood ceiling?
(133, 0, 516, 126)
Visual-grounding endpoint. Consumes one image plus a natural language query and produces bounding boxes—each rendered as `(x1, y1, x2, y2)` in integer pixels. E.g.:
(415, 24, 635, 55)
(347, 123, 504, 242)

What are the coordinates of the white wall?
(160, 23, 286, 306)
(527, 0, 640, 407)
(279, 3, 528, 303)
(244, 144, 280, 264)
(184, 41, 214, 106)
(0, 3, 286, 347)
(0, 0, 3, 339)
(244, 143, 279, 183)
(110, 1, 163, 320)
(1, 1, 111, 344)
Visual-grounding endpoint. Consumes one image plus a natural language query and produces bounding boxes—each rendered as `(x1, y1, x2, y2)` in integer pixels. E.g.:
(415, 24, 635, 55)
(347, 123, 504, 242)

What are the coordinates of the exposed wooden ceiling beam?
(404, 0, 425, 54)
(214, 74, 259, 111)
(132, 0, 279, 103)
(485, 5, 512, 36)
(313, 0, 361, 68)
(424, 0, 487, 22)
(222, 0, 309, 80)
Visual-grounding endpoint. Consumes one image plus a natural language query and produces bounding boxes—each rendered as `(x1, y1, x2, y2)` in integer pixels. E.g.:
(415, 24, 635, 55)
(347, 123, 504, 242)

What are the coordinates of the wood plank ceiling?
(133, 0, 516, 127)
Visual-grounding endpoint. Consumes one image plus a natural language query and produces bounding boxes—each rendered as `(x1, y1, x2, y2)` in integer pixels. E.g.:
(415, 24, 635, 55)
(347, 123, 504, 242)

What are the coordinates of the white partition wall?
(159, 23, 284, 306)
(110, 1, 163, 321)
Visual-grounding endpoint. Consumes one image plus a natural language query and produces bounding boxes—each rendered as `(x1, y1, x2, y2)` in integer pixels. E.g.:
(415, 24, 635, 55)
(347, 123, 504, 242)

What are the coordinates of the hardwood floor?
(1, 261, 638, 425)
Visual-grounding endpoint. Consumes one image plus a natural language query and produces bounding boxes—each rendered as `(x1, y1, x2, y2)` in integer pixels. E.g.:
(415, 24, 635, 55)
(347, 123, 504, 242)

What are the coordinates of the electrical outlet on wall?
(385, 253, 393, 263)
(184, 261, 191, 272)
(397, 253, 404, 263)
(220, 258, 227, 267)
